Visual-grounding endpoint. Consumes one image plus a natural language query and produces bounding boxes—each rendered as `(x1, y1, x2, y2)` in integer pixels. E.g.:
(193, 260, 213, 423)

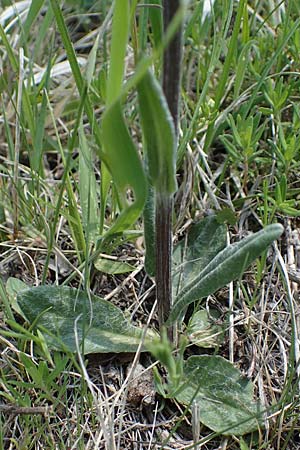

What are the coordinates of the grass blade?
(78, 123, 99, 242)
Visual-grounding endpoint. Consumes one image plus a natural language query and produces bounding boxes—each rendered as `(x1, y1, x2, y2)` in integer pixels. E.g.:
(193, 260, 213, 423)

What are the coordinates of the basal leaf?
(94, 257, 135, 274)
(17, 286, 156, 354)
(138, 68, 177, 194)
(6, 277, 28, 319)
(175, 355, 262, 435)
(186, 309, 225, 348)
(172, 215, 227, 296)
(168, 224, 283, 324)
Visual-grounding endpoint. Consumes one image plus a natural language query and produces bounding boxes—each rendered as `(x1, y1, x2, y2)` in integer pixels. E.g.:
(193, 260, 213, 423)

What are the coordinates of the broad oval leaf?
(137, 68, 177, 194)
(17, 286, 156, 354)
(168, 224, 283, 324)
(172, 215, 227, 296)
(175, 355, 262, 435)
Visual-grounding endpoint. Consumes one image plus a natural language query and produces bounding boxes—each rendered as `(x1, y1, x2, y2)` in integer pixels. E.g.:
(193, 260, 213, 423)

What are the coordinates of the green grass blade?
(31, 59, 52, 176)
(78, 123, 99, 242)
(0, 24, 35, 136)
(243, 17, 300, 118)
(177, 2, 233, 166)
(233, 40, 255, 100)
(42, 89, 87, 282)
(49, 0, 84, 96)
(22, 0, 45, 44)
(0, 24, 18, 72)
(45, 90, 86, 259)
(0, 277, 14, 321)
(49, 0, 103, 155)
(32, 7, 54, 61)
(85, 37, 99, 87)
(99, 163, 110, 235)
(204, 0, 246, 151)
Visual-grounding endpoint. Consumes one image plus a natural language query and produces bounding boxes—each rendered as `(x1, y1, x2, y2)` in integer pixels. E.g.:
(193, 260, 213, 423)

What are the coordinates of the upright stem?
(156, 192, 173, 327)
(156, 0, 182, 335)
(162, 0, 183, 134)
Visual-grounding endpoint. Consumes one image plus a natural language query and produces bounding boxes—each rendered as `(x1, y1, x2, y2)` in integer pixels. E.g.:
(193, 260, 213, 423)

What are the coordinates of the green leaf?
(6, 277, 28, 319)
(78, 123, 99, 241)
(278, 202, 300, 217)
(138, 1, 149, 52)
(138, 69, 177, 194)
(101, 100, 147, 236)
(168, 224, 284, 324)
(85, 32, 100, 87)
(239, 437, 251, 450)
(186, 309, 225, 348)
(204, 0, 246, 150)
(22, 0, 44, 44)
(172, 216, 227, 296)
(234, 41, 255, 99)
(175, 355, 262, 435)
(49, 0, 105, 174)
(216, 207, 237, 226)
(100, 0, 136, 237)
(17, 286, 156, 354)
(148, 0, 163, 49)
(94, 257, 135, 274)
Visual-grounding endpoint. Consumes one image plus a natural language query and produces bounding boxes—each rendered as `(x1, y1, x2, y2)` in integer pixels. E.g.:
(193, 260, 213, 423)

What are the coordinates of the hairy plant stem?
(156, 0, 182, 337)
(162, 0, 182, 136)
(156, 192, 173, 328)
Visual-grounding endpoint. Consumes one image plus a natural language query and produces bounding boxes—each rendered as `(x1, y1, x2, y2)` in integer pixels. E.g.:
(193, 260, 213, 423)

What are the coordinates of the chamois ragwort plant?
(6, 0, 284, 437)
